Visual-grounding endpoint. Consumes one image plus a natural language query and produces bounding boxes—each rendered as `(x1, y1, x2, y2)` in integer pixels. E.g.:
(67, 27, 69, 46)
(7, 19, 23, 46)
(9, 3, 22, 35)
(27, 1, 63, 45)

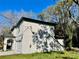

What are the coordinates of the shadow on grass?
(62, 57, 76, 59)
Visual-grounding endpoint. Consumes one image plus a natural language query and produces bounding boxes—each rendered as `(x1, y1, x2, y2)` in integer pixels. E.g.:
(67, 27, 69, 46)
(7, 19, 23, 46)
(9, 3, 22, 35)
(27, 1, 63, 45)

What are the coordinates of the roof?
(3, 32, 15, 38)
(11, 17, 57, 31)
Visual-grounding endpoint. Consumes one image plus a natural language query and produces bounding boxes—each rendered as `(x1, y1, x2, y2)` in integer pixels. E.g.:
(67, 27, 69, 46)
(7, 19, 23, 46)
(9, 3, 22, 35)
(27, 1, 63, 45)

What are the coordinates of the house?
(3, 17, 64, 54)
(3, 32, 15, 51)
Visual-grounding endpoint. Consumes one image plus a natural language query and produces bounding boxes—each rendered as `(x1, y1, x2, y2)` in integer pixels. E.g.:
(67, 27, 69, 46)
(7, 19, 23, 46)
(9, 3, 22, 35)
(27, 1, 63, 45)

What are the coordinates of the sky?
(0, 0, 59, 29)
(0, 0, 59, 13)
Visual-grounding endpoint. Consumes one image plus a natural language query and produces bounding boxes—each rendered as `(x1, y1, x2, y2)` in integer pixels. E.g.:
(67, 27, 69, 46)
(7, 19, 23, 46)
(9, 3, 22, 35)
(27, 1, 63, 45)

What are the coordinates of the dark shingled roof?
(11, 17, 57, 31)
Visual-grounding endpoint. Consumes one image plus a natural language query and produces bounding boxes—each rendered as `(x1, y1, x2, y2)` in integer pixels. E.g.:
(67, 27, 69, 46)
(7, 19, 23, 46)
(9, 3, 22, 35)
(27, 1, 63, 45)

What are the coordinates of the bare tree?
(1, 9, 37, 27)
(73, 0, 79, 5)
(0, 9, 37, 36)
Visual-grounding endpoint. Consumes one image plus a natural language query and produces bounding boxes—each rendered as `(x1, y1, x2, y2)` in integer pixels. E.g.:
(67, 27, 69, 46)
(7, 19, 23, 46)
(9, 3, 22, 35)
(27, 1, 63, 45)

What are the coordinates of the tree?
(38, 0, 78, 50)
(73, 0, 79, 5)
(1, 9, 37, 27)
(0, 9, 37, 36)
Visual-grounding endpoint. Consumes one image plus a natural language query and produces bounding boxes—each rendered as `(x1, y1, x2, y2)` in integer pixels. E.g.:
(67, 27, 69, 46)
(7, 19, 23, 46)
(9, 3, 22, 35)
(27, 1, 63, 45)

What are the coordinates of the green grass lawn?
(0, 51, 79, 59)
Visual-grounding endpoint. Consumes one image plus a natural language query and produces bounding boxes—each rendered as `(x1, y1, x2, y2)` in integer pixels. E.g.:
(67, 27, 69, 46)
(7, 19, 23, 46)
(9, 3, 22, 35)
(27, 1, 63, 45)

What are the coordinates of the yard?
(0, 51, 79, 59)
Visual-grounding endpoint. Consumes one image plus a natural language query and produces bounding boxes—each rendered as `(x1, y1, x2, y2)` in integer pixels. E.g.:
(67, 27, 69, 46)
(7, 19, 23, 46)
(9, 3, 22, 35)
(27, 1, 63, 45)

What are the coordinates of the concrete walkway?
(0, 51, 17, 56)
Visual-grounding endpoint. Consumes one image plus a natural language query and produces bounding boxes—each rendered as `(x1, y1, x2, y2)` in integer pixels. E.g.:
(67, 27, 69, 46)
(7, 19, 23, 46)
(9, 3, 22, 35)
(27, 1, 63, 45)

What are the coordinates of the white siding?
(12, 21, 64, 54)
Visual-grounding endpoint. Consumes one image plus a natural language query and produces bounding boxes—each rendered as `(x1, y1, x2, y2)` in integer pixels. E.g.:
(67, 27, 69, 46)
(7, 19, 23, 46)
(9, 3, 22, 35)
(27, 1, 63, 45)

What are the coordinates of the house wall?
(12, 27, 22, 53)
(3, 38, 15, 51)
(12, 21, 64, 54)
(20, 21, 41, 54)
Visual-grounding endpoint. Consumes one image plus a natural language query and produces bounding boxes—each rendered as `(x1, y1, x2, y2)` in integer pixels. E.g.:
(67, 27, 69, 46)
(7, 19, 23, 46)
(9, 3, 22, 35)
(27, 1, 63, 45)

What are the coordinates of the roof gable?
(11, 17, 57, 31)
